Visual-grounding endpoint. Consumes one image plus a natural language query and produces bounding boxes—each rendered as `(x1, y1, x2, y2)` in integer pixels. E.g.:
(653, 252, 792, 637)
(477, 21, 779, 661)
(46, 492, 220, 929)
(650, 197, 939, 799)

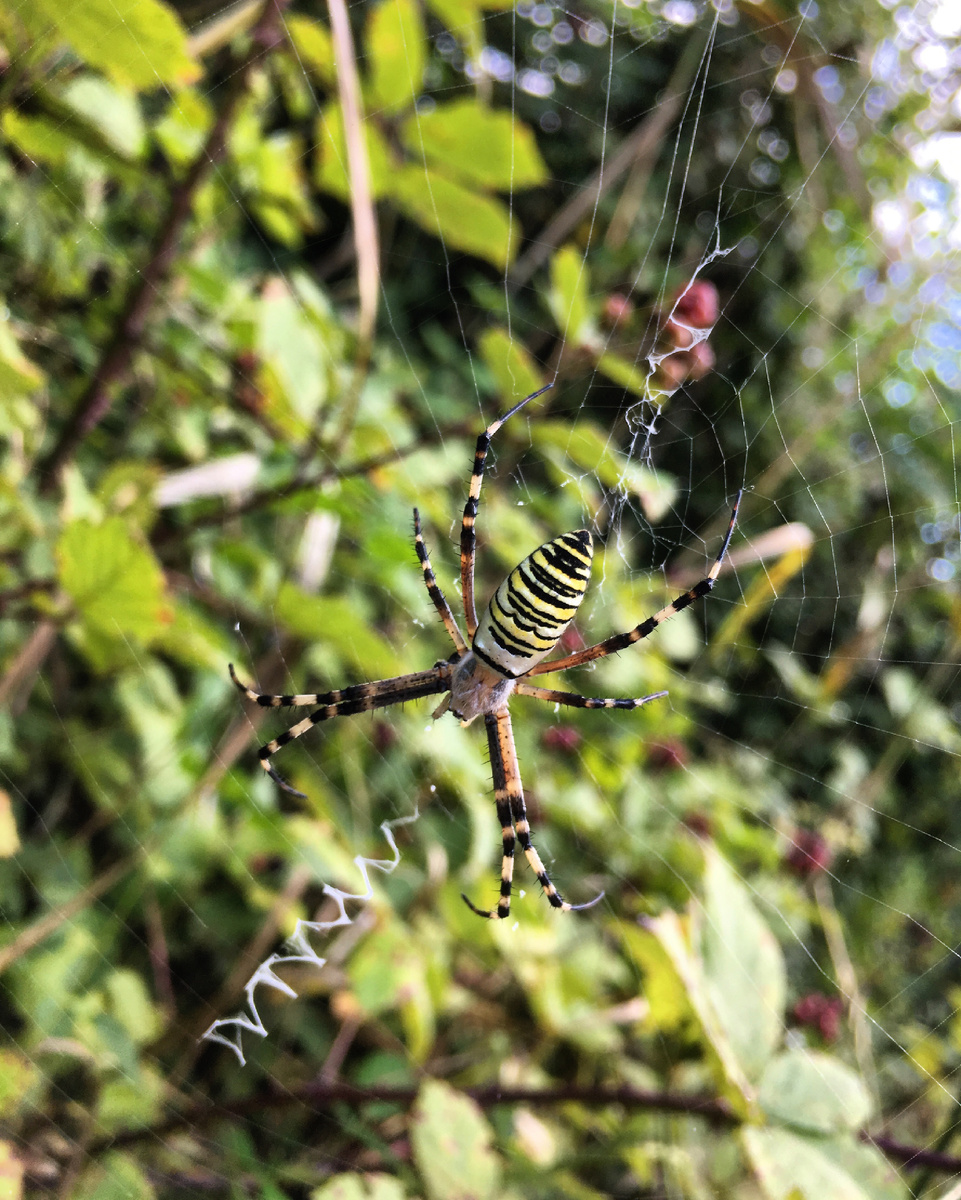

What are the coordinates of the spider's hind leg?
(467, 708, 603, 919)
(461, 789, 516, 920)
(509, 791, 604, 915)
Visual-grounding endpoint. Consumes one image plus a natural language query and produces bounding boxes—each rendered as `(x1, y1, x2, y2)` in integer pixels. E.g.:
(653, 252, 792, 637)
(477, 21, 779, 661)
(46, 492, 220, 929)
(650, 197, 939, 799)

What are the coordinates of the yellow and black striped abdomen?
(472, 530, 593, 678)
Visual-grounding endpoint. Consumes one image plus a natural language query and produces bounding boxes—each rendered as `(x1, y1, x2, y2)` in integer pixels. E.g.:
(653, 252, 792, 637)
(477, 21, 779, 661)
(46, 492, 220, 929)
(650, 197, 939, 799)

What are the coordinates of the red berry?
(602, 292, 634, 326)
(784, 830, 832, 878)
(647, 740, 688, 771)
(792, 993, 843, 1042)
(558, 626, 587, 654)
(681, 811, 713, 839)
(542, 726, 582, 755)
(685, 340, 715, 380)
(673, 280, 719, 328)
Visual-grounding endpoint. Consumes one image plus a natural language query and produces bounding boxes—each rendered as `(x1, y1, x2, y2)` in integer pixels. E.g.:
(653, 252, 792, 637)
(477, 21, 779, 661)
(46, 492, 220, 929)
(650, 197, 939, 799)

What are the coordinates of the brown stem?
(90, 1081, 735, 1155)
(36, 0, 292, 494)
(82, 1078, 961, 1177)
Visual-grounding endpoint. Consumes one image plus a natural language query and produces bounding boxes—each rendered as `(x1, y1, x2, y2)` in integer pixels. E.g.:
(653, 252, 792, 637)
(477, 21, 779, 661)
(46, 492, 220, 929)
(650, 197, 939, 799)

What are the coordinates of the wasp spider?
(230, 386, 741, 919)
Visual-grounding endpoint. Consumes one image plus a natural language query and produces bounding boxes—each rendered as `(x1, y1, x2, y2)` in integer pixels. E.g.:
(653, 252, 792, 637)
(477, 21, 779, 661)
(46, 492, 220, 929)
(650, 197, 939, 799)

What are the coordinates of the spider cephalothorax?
(231, 385, 740, 919)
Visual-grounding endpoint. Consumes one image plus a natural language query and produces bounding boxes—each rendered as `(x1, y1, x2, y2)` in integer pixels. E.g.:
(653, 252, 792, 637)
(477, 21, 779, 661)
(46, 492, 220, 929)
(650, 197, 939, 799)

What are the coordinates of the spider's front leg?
(230, 664, 452, 797)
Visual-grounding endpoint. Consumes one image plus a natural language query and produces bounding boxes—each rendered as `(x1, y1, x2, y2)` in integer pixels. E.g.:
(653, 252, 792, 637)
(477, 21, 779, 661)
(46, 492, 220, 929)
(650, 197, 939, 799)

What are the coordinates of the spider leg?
(460, 383, 553, 638)
(527, 491, 742, 677)
(463, 708, 602, 918)
(461, 786, 515, 921)
(413, 508, 467, 654)
(231, 665, 451, 797)
(515, 684, 668, 709)
(230, 662, 357, 708)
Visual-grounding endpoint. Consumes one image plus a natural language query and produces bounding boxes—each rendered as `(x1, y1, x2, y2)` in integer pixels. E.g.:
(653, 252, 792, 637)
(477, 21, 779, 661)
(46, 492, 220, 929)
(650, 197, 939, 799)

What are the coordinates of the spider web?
(7, 0, 961, 1194)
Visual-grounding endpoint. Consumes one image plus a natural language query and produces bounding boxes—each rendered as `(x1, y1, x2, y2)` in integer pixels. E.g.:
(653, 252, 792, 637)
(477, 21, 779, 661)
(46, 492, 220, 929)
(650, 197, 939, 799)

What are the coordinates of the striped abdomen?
(473, 530, 593, 678)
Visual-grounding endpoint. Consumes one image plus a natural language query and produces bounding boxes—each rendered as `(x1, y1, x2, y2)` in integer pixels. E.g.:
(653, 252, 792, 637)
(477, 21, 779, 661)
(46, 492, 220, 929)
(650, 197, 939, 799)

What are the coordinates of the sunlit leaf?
(0, 320, 44, 401)
(57, 518, 171, 645)
(287, 14, 335, 85)
(411, 1080, 501, 1200)
(424, 0, 484, 61)
(390, 166, 515, 268)
(401, 99, 547, 190)
(24, 0, 199, 89)
(533, 420, 678, 519)
(742, 1128, 902, 1200)
(0, 1050, 35, 1116)
(699, 846, 786, 1083)
(74, 1151, 154, 1200)
(0, 1141, 22, 1200)
(59, 76, 146, 160)
(153, 88, 212, 168)
(547, 244, 591, 344)
(256, 278, 328, 422)
(274, 585, 403, 679)
(595, 351, 652, 398)
(367, 0, 426, 115)
(477, 327, 544, 403)
(758, 1050, 873, 1136)
(315, 103, 393, 201)
(1, 110, 76, 168)
(312, 1175, 408, 1200)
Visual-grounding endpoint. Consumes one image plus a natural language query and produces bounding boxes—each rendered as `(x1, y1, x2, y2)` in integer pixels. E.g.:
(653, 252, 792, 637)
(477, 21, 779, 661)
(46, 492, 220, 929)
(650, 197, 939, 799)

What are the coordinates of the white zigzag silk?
(200, 812, 417, 1066)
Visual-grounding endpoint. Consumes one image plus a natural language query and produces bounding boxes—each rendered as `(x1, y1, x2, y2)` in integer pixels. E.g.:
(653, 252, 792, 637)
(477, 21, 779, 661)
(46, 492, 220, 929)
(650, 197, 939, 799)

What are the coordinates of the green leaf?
(274, 586, 404, 679)
(424, 0, 484, 61)
(24, 0, 199, 90)
(155, 600, 231, 670)
(288, 14, 335, 85)
(154, 88, 212, 168)
(477, 328, 544, 403)
(390, 166, 515, 268)
(411, 1080, 501, 1200)
(0, 318, 45, 401)
(532, 420, 678, 520)
(59, 76, 146, 160)
(256, 279, 328, 423)
(742, 1128, 904, 1200)
(401, 99, 547, 190)
(57, 518, 171, 645)
(699, 846, 786, 1083)
(312, 1175, 408, 1200)
(642, 909, 754, 1111)
(237, 131, 316, 247)
(547, 245, 591, 344)
(367, 0, 426, 115)
(619, 923, 695, 1036)
(315, 103, 393, 201)
(75, 1151, 155, 1200)
(758, 1051, 873, 1136)
(0, 1049, 36, 1117)
(595, 351, 652, 398)
(0, 1140, 22, 1199)
(96, 1065, 164, 1133)
(1, 110, 76, 168)
(349, 923, 436, 1062)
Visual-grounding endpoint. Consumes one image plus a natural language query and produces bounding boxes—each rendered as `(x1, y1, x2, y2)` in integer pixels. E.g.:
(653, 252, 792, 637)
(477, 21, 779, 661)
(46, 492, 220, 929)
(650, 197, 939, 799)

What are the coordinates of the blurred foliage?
(0, 0, 959, 1196)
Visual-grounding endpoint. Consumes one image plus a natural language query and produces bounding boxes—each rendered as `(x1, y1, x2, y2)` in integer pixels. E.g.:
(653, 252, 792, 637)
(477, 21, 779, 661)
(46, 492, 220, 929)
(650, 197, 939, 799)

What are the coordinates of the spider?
(230, 386, 741, 919)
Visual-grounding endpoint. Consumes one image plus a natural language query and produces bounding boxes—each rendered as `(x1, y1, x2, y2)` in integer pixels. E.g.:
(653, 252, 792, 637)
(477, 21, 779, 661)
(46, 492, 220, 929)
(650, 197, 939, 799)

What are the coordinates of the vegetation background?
(0, 0, 959, 1195)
